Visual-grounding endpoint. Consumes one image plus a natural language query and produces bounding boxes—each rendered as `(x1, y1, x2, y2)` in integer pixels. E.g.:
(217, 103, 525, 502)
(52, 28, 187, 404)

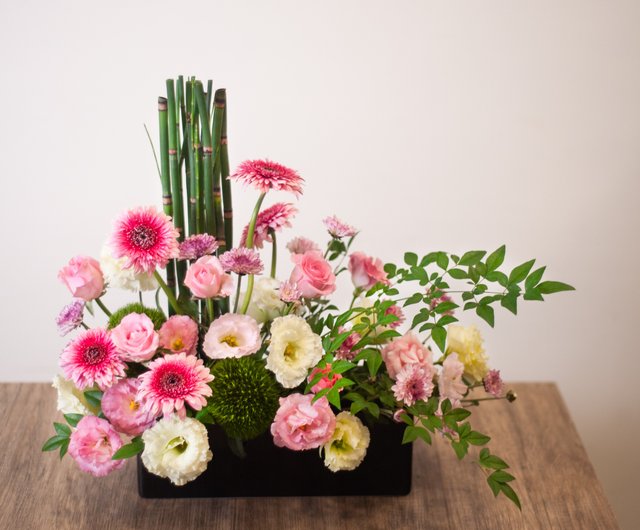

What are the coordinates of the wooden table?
(0, 383, 618, 529)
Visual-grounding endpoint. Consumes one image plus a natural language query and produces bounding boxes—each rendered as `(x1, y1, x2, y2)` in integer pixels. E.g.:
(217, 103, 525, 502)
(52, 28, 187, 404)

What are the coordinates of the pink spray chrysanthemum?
(279, 279, 301, 303)
(483, 369, 505, 397)
(334, 328, 362, 361)
(60, 328, 126, 390)
(55, 299, 85, 336)
(240, 202, 298, 249)
(286, 236, 320, 255)
(111, 206, 180, 273)
(219, 247, 264, 275)
(385, 304, 405, 329)
(322, 215, 359, 239)
(230, 159, 304, 196)
(392, 363, 435, 407)
(137, 352, 213, 419)
(178, 234, 219, 261)
(428, 289, 455, 316)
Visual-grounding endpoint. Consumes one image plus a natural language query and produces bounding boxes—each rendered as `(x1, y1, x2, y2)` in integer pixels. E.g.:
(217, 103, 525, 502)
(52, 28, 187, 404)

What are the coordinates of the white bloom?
(243, 277, 285, 323)
(266, 315, 323, 388)
(203, 313, 262, 359)
(323, 412, 370, 472)
(100, 243, 158, 292)
(141, 415, 212, 486)
(52, 374, 91, 415)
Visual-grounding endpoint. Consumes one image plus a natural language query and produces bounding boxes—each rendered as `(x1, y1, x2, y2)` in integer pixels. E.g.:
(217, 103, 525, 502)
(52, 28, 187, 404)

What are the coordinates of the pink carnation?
(60, 328, 126, 390)
(137, 352, 213, 419)
(381, 332, 432, 380)
(289, 251, 336, 299)
(286, 236, 320, 255)
(219, 247, 264, 275)
(270, 394, 336, 450)
(230, 159, 304, 196)
(308, 363, 342, 394)
(110, 313, 160, 362)
(101, 378, 157, 436)
(334, 328, 362, 361)
(58, 256, 104, 301)
(240, 203, 297, 249)
(385, 304, 405, 329)
(202, 313, 262, 359)
(483, 369, 505, 397)
(184, 255, 234, 299)
(159, 315, 199, 355)
(322, 215, 358, 238)
(438, 353, 467, 407)
(392, 363, 435, 406)
(178, 234, 219, 260)
(68, 416, 125, 477)
(348, 251, 389, 290)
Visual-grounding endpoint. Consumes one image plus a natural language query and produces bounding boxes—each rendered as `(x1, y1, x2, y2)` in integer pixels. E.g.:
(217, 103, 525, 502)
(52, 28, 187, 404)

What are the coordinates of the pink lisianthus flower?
(184, 255, 234, 299)
(111, 206, 180, 274)
(202, 313, 262, 359)
(392, 363, 435, 407)
(438, 353, 468, 407)
(334, 328, 362, 361)
(158, 315, 199, 355)
(348, 251, 389, 290)
(68, 416, 125, 477)
(286, 236, 320, 255)
(381, 331, 432, 380)
(137, 352, 213, 419)
(308, 363, 343, 394)
(289, 251, 336, 299)
(58, 256, 104, 301)
(101, 378, 157, 436)
(240, 202, 297, 249)
(322, 215, 358, 238)
(110, 313, 160, 362)
(60, 328, 126, 390)
(483, 369, 505, 397)
(178, 234, 219, 261)
(230, 159, 304, 196)
(270, 394, 336, 450)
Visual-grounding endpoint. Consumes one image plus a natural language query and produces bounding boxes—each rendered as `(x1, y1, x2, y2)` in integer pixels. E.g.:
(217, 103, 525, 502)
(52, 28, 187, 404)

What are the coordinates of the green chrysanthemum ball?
(208, 356, 281, 441)
(107, 303, 167, 330)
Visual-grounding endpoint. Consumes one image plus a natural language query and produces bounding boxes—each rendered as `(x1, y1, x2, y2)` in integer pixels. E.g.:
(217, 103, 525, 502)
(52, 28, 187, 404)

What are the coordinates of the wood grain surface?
(0, 383, 618, 530)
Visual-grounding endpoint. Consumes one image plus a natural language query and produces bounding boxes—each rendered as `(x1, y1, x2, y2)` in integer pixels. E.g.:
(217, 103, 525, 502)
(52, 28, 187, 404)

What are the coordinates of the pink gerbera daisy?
(111, 206, 180, 274)
(230, 159, 304, 196)
(137, 352, 213, 419)
(60, 328, 126, 390)
(240, 203, 297, 249)
(219, 247, 264, 275)
(178, 234, 219, 261)
(392, 363, 435, 407)
(322, 215, 359, 238)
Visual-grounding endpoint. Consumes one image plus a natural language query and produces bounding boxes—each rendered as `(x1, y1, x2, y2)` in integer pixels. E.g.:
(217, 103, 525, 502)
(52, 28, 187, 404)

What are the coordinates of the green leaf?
(491, 470, 516, 483)
(434, 301, 458, 314)
(448, 268, 468, 280)
(440, 398, 452, 414)
(350, 400, 368, 415)
(479, 453, 509, 470)
(59, 439, 69, 459)
(42, 435, 68, 452)
(486, 271, 508, 287)
(112, 437, 144, 460)
(447, 408, 472, 422)
(63, 413, 83, 427)
(436, 252, 449, 270)
(403, 293, 423, 307)
(384, 263, 397, 276)
(486, 245, 506, 272)
(508, 259, 536, 284)
(524, 266, 546, 290)
(195, 408, 215, 424)
(487, 476, 501, 497)
(402, 426, 431, 445)
(366, 350, 383, 377)
(431, 325, 447, 353)
(459, 250, 486, 266)
(466, 431, 491, 446)
(500, 483, 522, 510)
(501, 293, 518, 315)
(451, 440, 468, 459)
(523, 289, 544, 301)
(327, 388, 342, 409)
(437, 315, 458, 327)
(53, 422, 71, 437)
(365, 401, 380, 419)
(404, 252, 418, 266)
(537, 281, 575, 294)
(84, 390, 103, 409)
(476, 304, 495, 327)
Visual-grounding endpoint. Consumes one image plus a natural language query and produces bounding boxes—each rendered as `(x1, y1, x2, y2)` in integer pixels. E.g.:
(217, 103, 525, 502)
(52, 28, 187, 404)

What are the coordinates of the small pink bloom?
(289, 251, 336, 299)
(381, 332, 432, 380)
(111, 313, 159, 362)
(55, 299, 85, 336)
(184, 255, 234, 299)
(286, 236, 320, 255)
(219, 247, 264, 275)
(270, 394, 336, 450)
(348, 251, 389, 290)
(385, 304, 405, 329)
(230, 159, 304, 196)
(60, 328, 126, 390)
(68, 416, 125, 477)
(483, 369, 505, 397)
(240, 203, 297, 249)
(58, 256, 104, 301)
(334, 328, 362, 361)
(202, 313, 261, 359)
(308, 364, 342, 394)
(429, 289, 455, 316)
(101, 378, 157, 436)
(279, 279, 301, 303)
(178, 234, 219, 260)
(322, 215, 358, 238)
(392, 409, 407, 423)
(392, 363, 435, 406)
(137, 352, 213, 419)
(438, 353, 467, 407)
(159, 315, 199, 355)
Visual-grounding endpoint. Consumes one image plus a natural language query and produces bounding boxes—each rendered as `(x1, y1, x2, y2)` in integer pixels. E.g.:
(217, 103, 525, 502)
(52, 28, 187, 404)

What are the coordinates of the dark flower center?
(129, 224, 157, 250)
(159, 371, 186, 396)
(83, 345, 106, 365)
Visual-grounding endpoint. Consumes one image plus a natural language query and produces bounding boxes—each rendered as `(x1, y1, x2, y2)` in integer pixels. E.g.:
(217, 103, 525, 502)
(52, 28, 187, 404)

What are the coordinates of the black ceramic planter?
(138, 421, 412, 498)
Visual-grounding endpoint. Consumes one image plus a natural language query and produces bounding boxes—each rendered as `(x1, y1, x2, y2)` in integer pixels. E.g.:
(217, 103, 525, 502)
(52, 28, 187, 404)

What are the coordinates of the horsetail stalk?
(219, 89, 233, 249)
(194, 82, 216, 237)
(211, 90, 226, 249)
(186, 79, 198, 236)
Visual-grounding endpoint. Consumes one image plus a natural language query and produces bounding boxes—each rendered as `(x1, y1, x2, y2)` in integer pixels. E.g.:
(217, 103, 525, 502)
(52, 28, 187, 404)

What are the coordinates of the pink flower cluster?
(271, 394, 335, 450)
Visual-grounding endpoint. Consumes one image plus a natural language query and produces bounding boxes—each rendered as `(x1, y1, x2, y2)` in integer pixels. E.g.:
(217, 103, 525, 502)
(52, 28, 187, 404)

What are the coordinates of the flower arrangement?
(43, 77, 574, 508)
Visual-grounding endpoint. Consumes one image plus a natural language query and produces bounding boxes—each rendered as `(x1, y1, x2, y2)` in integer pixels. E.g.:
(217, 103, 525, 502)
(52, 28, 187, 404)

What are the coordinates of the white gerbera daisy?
(266, 315, 323, 388)
(52, 374, 91, 415)
(141, 415, 212, 486)
(99, 243, 158, 292)
(323, 412, 370, 472)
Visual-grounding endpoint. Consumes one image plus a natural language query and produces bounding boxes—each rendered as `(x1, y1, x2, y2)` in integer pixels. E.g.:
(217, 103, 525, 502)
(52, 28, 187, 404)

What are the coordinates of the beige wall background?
(1, 0, 638, 526)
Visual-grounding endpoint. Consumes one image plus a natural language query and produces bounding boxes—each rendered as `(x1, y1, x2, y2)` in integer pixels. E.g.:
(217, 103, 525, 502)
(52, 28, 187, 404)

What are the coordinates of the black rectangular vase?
(138, 421, 412, 498)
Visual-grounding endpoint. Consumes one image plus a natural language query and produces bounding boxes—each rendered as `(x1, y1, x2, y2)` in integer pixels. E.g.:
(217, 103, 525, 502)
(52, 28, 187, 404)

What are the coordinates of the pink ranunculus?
(101, 378, 157, 436)
(289, 251, 336, 299)
(381, 331, 433, 380)
(308, 363, 342, 394)
(58, 256, 105, 301)
(68, 415, 125, 477)
(348, 251, 389, 290)
(159, 315, 199, 355)
(270, 393, 336, 451)
(184, 255, 234, 299)
(111, 313, 159, 362)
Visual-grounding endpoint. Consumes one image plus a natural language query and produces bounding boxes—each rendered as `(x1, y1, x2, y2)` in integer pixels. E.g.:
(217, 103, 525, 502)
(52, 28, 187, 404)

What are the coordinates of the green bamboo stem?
(177, 76, 191, 205)
(211, 90, 226, 250)
(194, 82, 216, 237)
(95, 297, 112, 317)
(206, 80, 213, 116)
(239, 193, 267, 314)
(153, 270, 183, 315)
(186, 79, 198, 236)
(270, 229, 277, 278)
(219, 89, 233, 249)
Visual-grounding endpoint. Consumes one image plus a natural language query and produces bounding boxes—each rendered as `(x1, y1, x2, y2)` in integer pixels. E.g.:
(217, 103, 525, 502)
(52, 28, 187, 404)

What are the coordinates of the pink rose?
(159, 315, 199, 355)
(58, 256, 105, 301)
(184, 255, 234, 299)
(68, 416, 125, 477)
(111, 313, 159, 362)
(270, 393, 336, 450)
(348, 251, 389, 290)
(381, 331, 433, 379)
(101, 378, 157, 436)
(307, 363, 342, 394)
(289, 251, 336, 299)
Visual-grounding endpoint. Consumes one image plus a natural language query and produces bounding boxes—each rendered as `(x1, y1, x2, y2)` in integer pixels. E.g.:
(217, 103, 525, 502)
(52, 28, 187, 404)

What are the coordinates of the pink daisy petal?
(322, 215, 359, 238)
(230, 159, 304, 196)
(219, 247, 264, 275)
(240, 203, 298, 249)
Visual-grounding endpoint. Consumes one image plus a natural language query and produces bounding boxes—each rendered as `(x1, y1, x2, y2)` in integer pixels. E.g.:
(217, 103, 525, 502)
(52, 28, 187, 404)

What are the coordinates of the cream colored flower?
(266, 315, 323, 388)
(243, 277, 286, 323)
(445, 325, 489, 381)
(323, 412, 370, 472)
(100, 243, 158, 292)
(52, 374, 91, 415)
(141, 415, 212, 486)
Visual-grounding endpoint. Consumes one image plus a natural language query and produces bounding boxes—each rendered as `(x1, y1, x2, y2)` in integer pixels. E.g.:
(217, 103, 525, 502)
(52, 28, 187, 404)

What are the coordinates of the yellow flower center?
(220, 335, 239, 347)
(129, 399, 140, 411)
(284, 343, 297, 362)
(171, 338, 184, 351)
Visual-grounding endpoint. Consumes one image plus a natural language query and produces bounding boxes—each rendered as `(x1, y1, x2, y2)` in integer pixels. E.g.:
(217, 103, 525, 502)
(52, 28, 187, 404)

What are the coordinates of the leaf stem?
(95, 297, 112, 317)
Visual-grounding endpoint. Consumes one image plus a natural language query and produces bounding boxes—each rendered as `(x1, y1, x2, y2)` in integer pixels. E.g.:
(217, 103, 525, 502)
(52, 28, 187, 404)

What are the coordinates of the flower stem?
(95, 297, 112, 317)
(270, 229, 277, 278)
(206, 299, 215, 323)
(81, 322, 89, 330)
(153, 270, 183, 315)
(239, 193, 266, 314)
(233, 275, 243, 313)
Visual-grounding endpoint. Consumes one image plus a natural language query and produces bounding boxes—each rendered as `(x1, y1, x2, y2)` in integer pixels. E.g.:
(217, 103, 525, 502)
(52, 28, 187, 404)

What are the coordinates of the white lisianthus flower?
(100, 243, 158, 292)
(266, 315, 323, 388)
(323, 411, 370, 472)
(243, 277, 285, 324)
(141, 415, 212, 486)
(52, 374, 91, 415)
(445, 325, 489, 382)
